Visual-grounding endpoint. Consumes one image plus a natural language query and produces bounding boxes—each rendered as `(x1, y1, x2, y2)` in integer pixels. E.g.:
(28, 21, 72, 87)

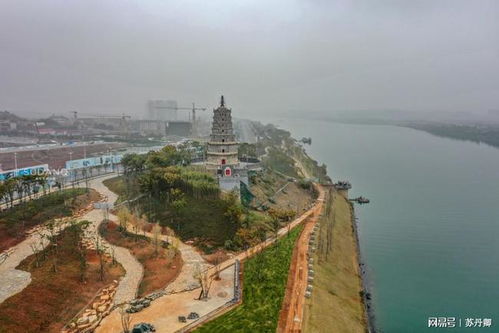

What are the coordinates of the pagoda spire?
(220, 95, 225, 107)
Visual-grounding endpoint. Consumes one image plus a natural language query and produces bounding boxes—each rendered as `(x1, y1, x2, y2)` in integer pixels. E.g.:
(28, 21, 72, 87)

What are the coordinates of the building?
(205, 96, 254, 193)
(147, 100, 178, 121)
(206, 96, 239, 170)
(0, 121, 16, 132)
(136, 120, 192, 137)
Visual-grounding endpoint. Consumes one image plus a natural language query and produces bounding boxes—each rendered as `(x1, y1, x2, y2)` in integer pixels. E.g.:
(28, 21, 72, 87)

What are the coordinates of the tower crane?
(158, 103, 206, 123)
(158, 103, 207, 137)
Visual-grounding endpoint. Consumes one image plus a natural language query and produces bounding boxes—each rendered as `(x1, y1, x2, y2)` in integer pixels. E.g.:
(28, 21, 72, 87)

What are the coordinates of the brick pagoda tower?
(206, 96, 239, 170)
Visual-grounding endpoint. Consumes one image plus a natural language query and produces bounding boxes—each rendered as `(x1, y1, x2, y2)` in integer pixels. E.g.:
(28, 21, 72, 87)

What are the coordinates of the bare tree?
(194, 263, 215, 300)
(93, 236, 108, 281)
(119, 305, 132, 333)
(29, 242, 42, 268)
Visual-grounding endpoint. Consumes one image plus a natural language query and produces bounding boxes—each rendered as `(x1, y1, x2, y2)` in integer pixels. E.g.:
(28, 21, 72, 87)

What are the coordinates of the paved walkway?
(0, 230, 47, 303)
(0, 174, 143, 306)
(79, 175, 144, 305)
(96, 265, 235, 333)
(0, 212, 88, 304)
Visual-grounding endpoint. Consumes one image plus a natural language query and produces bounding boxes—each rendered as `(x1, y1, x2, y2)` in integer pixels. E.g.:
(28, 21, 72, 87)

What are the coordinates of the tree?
(193, 263, 214, 300)
(223, 191, 243, 226)
(119, 305, 132, 333)
(93, 236, 108, 281)
(117, 206, 131, 232)
(171, 196, 186, 230)
(4, 178, 16, 208)
(152, 224, 162, 256)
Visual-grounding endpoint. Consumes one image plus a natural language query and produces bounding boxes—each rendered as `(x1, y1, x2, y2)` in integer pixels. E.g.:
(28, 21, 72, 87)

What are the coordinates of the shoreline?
(349, 201, 376, 333)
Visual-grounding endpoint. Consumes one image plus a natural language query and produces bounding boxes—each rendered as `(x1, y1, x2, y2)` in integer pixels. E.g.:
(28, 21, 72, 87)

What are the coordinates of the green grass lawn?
(195, 225, 303, 333)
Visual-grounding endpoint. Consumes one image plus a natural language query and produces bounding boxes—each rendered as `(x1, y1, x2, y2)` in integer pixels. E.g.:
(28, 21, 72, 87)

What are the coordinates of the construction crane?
(157, 103, 207, 137)
(158, 103, 206, 123)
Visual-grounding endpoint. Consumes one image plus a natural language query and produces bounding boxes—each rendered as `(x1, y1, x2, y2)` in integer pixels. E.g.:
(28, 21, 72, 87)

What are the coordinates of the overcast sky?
(0, 0, 498, 120)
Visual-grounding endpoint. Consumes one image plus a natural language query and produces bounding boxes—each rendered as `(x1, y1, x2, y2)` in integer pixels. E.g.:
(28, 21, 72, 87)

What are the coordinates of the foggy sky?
(0, 0, 498, 120)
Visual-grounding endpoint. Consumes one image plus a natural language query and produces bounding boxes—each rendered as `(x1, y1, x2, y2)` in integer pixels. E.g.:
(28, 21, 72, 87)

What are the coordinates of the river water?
(278, 119, 499, 333)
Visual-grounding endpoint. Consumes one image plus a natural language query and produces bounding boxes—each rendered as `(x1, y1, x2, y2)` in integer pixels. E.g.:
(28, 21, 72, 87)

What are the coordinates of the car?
(131, 322, 156, 333)
(178, 316, 187, 323)
(187, 312, 200, 320)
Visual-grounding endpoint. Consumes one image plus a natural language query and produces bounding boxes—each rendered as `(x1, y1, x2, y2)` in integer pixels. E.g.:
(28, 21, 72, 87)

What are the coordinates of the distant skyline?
(1, 0, 498, 120)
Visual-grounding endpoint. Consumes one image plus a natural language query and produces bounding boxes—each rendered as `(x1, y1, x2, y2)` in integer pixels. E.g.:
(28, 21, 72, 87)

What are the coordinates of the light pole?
(14, 152, 18, 172)
(69, 151, 74, 188)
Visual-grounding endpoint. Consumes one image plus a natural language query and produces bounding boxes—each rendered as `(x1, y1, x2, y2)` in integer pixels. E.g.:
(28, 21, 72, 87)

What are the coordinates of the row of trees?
(140, 166, 220, 200)
(115, 206, 179, 261)
(121, 145, 192, 177)
(0, 174, 50, 208)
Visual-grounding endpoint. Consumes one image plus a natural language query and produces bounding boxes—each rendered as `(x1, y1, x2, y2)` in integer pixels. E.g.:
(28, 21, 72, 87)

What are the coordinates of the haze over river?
(279, 119, 499, 332)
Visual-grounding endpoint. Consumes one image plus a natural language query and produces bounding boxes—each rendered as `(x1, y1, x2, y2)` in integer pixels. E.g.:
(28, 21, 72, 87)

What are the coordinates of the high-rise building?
(206, 96, 239, 169)
(147, 100, 178, 121)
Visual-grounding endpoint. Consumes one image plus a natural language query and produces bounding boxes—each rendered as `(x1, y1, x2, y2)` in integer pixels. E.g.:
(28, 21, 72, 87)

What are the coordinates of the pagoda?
(206, 96, 239, 171)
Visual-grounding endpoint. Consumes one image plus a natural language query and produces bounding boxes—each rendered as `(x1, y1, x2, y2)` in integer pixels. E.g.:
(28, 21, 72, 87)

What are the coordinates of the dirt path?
(277, 186, 325, 333)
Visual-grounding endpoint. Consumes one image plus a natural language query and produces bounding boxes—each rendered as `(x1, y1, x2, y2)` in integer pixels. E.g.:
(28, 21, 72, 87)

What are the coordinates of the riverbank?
(301, 189, 367, 333)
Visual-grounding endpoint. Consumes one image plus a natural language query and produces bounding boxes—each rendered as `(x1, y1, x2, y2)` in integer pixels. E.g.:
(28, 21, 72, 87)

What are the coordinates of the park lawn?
(99, 220, 183, 297)
(195, 225, 303, 333)
(0, 188, 97, 252)
(302, 191, 367, 333)
(0, 222, 124, 333)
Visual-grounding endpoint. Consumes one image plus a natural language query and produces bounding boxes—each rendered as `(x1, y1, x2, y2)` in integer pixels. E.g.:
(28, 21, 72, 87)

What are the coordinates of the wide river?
(279, 119, 499, 332)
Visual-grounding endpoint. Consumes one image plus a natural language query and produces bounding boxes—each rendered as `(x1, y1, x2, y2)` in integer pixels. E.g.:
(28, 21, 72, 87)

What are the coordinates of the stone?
(97, 305, 107, 312)
(100, 294, 110, 301)
(77, 323, 91, 329)
(87, 314, 98, 323)
(76, 316, 89, 325)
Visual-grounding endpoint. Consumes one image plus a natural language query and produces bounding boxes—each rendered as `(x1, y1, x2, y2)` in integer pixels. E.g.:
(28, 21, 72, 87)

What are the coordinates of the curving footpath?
(0, 174, 144, 306)
(79, 175, 144, 305)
